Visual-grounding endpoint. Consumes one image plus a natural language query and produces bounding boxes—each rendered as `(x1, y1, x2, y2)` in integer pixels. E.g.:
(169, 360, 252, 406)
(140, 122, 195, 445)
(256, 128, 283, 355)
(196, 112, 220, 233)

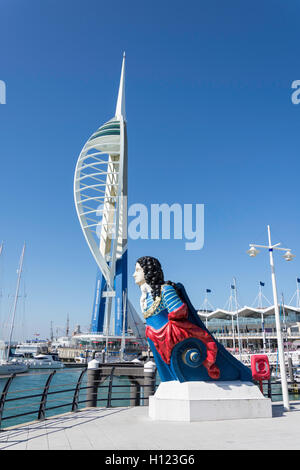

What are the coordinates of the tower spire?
(115, 52, 126, 120)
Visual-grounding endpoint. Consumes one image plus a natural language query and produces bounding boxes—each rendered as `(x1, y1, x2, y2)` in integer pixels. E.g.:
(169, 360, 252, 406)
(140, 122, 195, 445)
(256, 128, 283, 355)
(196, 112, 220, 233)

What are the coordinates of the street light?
(247, 225, 295, 412)
(283, 251, 295, 262)
(247, 246, 260, 257)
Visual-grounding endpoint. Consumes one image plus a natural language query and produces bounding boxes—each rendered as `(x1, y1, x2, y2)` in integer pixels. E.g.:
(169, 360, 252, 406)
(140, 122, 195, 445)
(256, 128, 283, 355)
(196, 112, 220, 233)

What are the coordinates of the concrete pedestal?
(149, 381, 272, 422)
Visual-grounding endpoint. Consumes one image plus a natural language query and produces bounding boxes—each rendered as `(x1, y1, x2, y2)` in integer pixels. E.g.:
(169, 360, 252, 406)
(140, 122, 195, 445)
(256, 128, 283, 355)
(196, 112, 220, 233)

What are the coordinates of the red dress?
(145, 303, 220, 380)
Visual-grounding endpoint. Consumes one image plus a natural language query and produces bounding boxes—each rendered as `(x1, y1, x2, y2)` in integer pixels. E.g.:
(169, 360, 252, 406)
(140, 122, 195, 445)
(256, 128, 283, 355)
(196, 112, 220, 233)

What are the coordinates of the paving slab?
(0, 402, 300, 450)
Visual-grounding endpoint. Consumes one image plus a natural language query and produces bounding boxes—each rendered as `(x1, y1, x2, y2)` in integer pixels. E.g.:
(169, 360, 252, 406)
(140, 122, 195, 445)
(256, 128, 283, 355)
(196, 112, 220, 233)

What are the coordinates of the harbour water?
(1, 368, 299, 430)
(0, 368, 136, 429)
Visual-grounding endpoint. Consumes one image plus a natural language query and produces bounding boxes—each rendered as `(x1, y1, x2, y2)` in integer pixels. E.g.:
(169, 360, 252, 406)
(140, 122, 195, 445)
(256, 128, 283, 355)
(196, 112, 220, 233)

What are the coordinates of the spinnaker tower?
(74, 54, 128, 337)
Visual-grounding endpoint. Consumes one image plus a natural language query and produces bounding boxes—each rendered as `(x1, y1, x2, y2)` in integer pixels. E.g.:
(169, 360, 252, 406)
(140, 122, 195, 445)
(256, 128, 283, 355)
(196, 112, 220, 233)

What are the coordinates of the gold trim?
(143, 284, 168, 319)
(143, 296, 161, 319)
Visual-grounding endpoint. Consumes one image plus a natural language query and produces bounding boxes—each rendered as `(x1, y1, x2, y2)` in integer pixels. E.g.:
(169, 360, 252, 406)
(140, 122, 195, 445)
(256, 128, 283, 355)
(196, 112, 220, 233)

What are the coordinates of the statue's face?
(133, 262, 145, 286)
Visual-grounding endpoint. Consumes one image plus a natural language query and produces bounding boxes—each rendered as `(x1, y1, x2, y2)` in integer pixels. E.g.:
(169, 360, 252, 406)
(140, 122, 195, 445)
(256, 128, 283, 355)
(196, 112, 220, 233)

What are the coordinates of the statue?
(133, 256, 252, 383)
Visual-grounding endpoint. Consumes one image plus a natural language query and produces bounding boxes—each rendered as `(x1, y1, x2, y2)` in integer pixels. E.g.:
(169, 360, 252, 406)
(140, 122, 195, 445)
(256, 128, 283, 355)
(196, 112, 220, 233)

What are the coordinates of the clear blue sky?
(0, 0, 300, 340)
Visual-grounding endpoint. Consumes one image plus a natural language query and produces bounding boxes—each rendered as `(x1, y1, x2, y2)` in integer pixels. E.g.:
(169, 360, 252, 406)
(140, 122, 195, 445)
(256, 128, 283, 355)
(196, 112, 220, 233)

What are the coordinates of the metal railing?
(0, 367, 157, 430)
(253, 378, 300, 400)
(0, 367, 299, 431)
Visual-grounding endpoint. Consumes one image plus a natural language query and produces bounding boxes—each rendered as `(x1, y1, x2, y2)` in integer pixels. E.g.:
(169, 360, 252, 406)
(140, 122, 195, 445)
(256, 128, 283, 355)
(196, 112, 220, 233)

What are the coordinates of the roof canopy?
(198, 305, 300, 321)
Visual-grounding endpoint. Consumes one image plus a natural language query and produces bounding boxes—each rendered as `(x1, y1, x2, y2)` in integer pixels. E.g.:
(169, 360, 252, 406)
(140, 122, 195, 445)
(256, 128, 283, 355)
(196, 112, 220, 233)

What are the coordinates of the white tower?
(74, 53, 128, 335)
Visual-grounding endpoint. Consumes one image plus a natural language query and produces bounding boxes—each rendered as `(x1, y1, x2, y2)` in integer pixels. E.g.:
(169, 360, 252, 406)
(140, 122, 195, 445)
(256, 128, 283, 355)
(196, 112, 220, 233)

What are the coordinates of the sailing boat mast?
(7, 243, 26, 360)
(50, 321, 54, 342)
(66, 314, 70, 337)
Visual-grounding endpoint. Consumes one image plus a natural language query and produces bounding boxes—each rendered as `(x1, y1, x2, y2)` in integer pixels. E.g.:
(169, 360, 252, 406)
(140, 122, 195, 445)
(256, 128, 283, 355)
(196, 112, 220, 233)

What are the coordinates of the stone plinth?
(149, 380, 272, 422)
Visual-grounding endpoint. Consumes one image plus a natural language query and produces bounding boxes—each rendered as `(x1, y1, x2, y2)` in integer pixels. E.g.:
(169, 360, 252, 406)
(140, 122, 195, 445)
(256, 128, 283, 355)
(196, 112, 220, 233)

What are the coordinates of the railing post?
(86, 359, 100, 407)
(143, 361, 156, 404)
(106, 367, 115, 408)
(129, 378, 141, 406)
(72, 368, 87, 412)
(0, 373, 16, 430)
(38, 370, 56, 421)
(267, 379, 272, 399)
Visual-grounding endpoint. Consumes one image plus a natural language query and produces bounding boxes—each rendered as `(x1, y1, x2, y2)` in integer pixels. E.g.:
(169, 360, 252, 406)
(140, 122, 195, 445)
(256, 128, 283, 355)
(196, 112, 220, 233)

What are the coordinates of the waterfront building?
(198, 304, 300, 352)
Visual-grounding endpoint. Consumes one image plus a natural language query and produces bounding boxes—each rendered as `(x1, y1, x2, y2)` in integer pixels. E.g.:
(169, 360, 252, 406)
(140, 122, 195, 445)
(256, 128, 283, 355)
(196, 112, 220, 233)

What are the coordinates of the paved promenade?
(1, 401, 300, 450)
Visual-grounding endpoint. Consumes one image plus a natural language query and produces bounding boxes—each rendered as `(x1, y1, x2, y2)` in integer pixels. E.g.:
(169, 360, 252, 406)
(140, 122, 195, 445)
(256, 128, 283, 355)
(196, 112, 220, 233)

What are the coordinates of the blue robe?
(144, 283, 252, 383)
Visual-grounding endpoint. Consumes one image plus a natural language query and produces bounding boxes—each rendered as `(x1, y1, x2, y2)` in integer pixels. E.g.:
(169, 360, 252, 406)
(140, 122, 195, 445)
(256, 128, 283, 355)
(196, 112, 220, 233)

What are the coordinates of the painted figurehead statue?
(133, 256, 252, 383)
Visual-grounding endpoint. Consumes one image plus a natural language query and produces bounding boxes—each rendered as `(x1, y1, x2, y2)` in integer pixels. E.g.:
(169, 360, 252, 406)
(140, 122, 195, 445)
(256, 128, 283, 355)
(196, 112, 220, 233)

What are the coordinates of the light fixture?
(283, 250, 295, 261)
(247, 246, 259, 257)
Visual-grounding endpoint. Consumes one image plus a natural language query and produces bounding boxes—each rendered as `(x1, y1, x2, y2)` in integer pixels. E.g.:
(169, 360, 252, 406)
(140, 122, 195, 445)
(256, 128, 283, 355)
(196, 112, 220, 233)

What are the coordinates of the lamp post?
(258, 282, 267, 352)
(247, 225, 295, 412)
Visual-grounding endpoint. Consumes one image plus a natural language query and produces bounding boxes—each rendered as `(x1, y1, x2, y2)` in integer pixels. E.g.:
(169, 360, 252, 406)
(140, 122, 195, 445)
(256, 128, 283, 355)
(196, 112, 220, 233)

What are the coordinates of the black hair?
(136, 256, 183, 301)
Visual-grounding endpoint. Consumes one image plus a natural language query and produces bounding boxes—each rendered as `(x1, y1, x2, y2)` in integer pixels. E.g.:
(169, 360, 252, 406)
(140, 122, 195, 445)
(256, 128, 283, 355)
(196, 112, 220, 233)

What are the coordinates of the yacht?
(0, 340, 28, 375)
(0, 360, 28, 375)
(0, 244, 29, 376)
(20, 353, 65, 369)
(15, 341, 49, 358)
